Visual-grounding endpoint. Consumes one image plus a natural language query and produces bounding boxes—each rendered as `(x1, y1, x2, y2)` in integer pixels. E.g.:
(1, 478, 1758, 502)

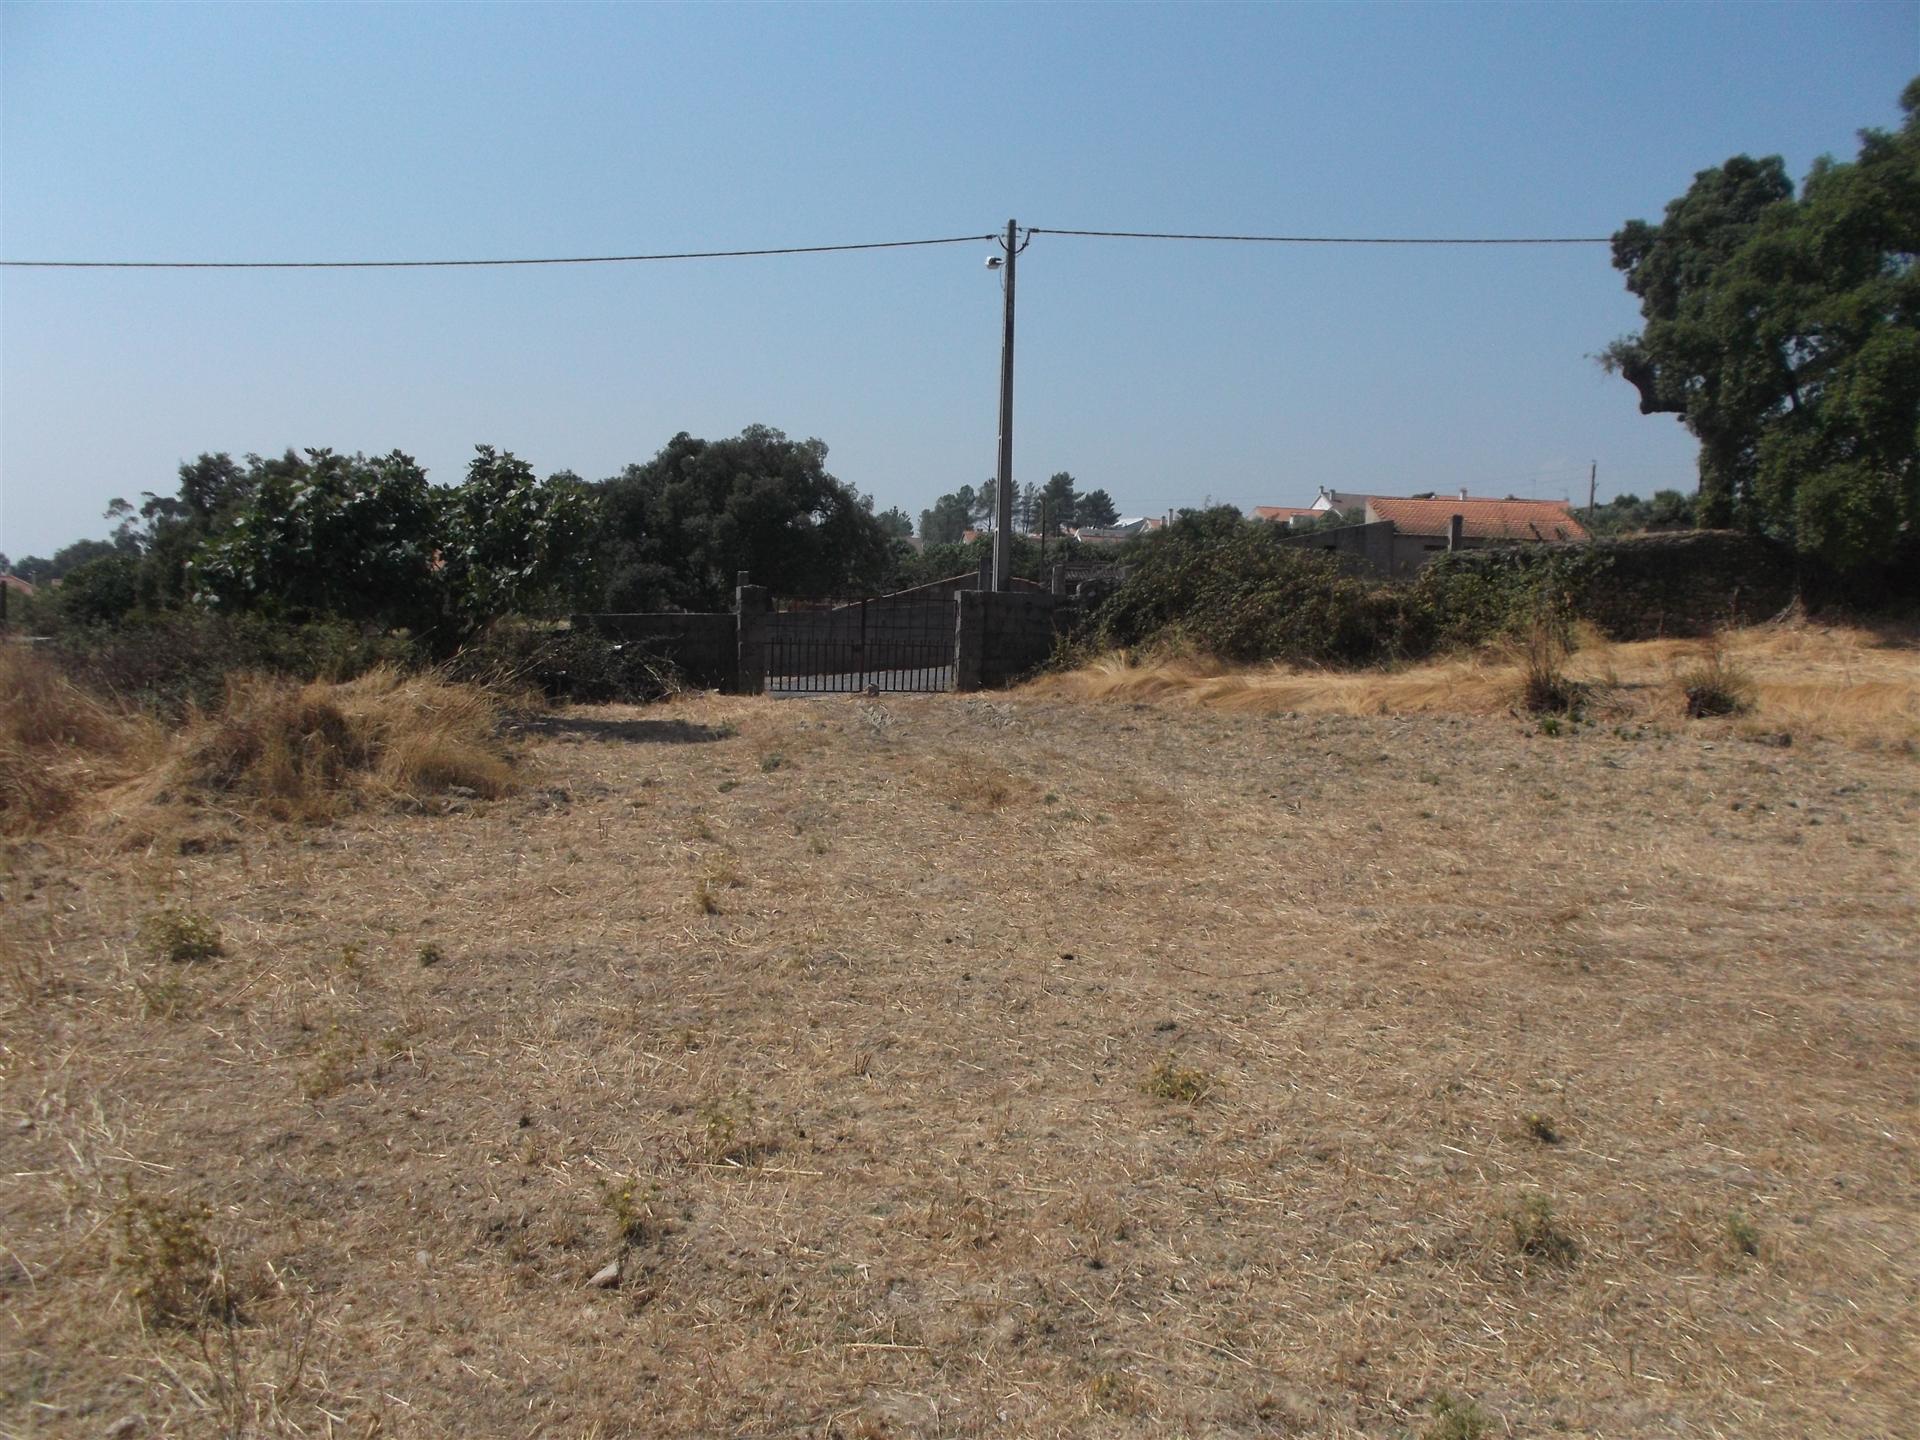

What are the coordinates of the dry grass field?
(3, 627, 1917, 1437)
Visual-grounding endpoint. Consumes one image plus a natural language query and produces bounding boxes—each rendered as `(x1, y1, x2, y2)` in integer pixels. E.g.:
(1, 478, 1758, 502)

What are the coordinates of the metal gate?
(766, 596, 955, 695)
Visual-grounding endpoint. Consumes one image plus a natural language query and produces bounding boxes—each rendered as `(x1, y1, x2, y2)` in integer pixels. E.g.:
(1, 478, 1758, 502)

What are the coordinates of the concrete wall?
(1276, 520, 1397, 576)
(572, 612, 739, 691)
(956, 591, 1078, 690)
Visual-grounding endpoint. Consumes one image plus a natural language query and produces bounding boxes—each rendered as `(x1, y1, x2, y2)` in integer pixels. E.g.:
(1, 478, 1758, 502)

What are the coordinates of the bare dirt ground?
(4, 675, 1917, 1437)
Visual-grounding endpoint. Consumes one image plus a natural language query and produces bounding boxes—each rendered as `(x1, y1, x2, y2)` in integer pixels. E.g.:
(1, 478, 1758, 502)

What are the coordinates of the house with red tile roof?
(1250, 505, 1320, 526)
(1364, 496, 1589, 575)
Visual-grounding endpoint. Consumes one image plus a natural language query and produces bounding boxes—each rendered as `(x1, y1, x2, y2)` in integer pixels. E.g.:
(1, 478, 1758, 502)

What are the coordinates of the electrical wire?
(1030, 226, 1610, 245)
(0, 233, 999, 269)
(1, 224, 1622, 269)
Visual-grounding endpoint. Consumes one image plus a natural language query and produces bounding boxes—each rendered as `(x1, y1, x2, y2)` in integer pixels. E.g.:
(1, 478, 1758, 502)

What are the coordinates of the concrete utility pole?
(992, 219, 1021, 592)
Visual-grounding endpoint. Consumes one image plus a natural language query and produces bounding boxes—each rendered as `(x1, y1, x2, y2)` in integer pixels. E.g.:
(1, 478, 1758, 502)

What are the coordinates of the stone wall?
(1429, 529, 1801, 639)
(1575, 530, 1799, 638)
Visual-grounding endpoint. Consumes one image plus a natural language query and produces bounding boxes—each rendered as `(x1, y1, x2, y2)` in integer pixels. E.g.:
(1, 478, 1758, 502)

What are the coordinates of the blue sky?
(2, 1, 1914, 557)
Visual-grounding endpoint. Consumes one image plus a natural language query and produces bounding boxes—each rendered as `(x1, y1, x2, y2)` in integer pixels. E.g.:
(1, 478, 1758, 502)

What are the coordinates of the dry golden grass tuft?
(2, 650, 518, 837)
(1031, 618, 1920, 746)
(118, 664, 517, 825)
(0, 645, 162, 833)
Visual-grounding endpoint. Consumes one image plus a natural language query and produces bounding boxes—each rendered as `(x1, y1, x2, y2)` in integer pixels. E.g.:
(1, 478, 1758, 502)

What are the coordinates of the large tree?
(594, 425, 894, 609)
(1078, 488, 1120, 527)
(919, 484, 985, 546)
(1603, 78, 1919, 571)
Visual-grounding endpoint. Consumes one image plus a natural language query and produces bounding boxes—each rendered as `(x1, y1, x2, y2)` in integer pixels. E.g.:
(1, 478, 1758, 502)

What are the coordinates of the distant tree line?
(919, 472, 1119, 546)
(8, 426, 954, 644)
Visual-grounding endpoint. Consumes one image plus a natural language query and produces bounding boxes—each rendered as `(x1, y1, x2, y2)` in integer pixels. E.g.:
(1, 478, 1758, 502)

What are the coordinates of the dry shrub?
(1033, 620, 1920, 749)
(1677, 638, 1756, 718)
(0, 645, 158, 833)
(1513, 613, 1587, 715)
(157, 666, 514, 821)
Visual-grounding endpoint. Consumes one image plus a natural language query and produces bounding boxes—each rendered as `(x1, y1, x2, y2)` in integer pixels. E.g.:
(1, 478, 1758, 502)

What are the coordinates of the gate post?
(954, 591, 986, 692)
(735, 582, 771, 695)
(976, 551, 992, 592)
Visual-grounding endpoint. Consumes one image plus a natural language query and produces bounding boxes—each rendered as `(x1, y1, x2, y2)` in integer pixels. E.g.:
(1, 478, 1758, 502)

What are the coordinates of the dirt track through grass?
(4, 690, 1916, 1436)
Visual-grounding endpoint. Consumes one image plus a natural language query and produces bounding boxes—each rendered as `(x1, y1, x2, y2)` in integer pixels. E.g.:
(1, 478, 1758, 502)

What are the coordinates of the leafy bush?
(1091, 510, 1428, 666)
(1088, 511, 1614, 668)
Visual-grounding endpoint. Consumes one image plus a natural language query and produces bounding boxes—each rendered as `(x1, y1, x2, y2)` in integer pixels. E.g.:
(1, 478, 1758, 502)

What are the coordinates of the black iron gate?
(766, 596, 955, 695)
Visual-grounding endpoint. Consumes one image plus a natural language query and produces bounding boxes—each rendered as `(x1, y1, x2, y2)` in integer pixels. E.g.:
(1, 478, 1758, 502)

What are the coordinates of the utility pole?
(1588, 460, 1597, 521)
(992, 219, 1022, 592)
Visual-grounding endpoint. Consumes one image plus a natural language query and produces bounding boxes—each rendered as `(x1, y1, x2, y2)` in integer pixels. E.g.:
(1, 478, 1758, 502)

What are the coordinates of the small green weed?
(1725, 1212, 1762, 1258)
(1538, 715, 1563, 737)
(760, 753, 783, 773)
(699, 1092, 765, 1164)
(299, 1022, 363, 1099)
(1522, 1112, 1561, 1144)
(1508, 1193, 1578, 1263)
(1424, 1392, 1492, 1440)
(1142, 1054, 1214, 1104)
(417, 941, 444, 967)
(142, 908, 224, 964)
(601, 1177, 667, 1248)
(113, 1187, 229, 1329)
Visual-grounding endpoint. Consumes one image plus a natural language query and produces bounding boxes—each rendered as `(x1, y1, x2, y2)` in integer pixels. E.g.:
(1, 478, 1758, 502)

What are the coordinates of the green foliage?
(1604, 79, 1920, 572)
(1041, 472, 1080, 530)
(1078, 488, 1121, 527)
(1584, 489, 1697, 537)
(437, 447, 596, 629)
(594, 426, 893, 608)
(1092, 509, 1434, 666)
(190, 448, 443, 631)
(55, 554, 143, 627)
(920, 483, 993, 546)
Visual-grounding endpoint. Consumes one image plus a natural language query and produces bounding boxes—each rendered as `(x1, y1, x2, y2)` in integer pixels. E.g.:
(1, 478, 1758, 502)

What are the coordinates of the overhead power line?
(2, 224, 1617, 269)
(0, 233, 999, 270)
(1032, 227, 1610, 244)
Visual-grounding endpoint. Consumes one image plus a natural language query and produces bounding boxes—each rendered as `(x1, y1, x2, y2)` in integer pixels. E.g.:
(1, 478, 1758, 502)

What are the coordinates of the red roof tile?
(1251, 506, 1318, 521)
(1366, 497, 1589, 543)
